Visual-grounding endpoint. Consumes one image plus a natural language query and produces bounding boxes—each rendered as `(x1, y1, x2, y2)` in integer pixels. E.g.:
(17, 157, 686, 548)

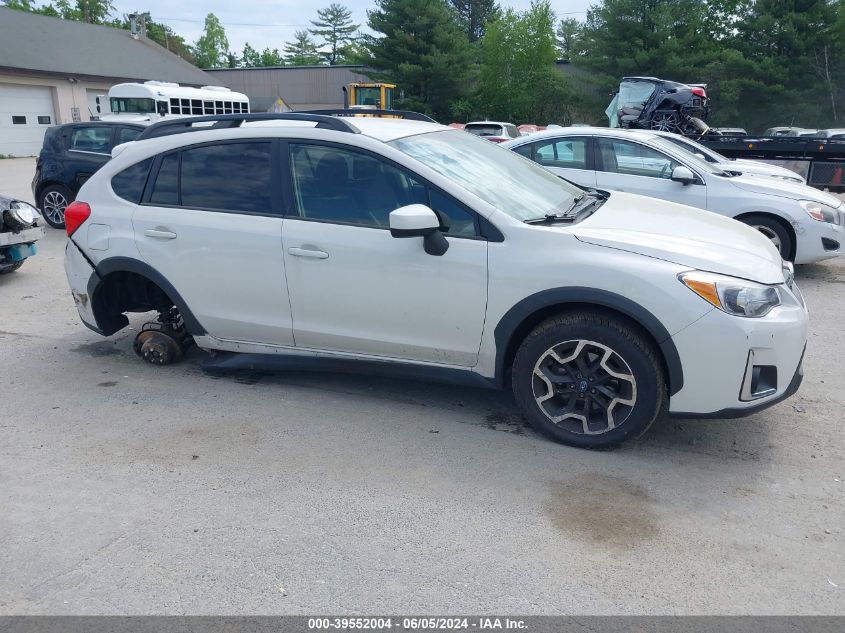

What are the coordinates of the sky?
(111, 0, 595, 57)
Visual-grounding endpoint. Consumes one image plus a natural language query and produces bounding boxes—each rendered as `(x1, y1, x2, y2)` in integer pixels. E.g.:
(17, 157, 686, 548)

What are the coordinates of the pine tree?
(309, 3, 359, 65)
(284, 30, 322, 65)
(448, 0, 499, 42)
(362, 0, 475, 119)
(555, 17, 582, 59)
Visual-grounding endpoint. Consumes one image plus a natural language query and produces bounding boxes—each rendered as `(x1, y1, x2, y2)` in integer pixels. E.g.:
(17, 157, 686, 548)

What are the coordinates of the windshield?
(465, 124, 504, 137)
(649, 137, 726, 175)
(660, 135, 727, 163)
(390, 130, 583, 221)
(110, 97, 155, 114)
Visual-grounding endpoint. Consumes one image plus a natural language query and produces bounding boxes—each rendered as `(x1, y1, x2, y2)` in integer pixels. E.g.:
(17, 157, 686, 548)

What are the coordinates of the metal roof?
(0, 7, 218, 87)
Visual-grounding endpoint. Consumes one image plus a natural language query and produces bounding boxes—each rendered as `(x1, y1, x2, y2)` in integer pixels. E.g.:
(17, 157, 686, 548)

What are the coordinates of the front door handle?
(144, 229, 177, 240)
(288, 247, 329, 259)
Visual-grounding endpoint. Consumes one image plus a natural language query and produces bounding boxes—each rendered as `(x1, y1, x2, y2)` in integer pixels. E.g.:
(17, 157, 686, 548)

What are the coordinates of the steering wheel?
(659, 162, 671, 179)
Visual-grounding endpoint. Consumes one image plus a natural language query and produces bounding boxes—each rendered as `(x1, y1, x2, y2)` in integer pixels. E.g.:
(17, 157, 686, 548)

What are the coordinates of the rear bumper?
(64, 239, 103, 334)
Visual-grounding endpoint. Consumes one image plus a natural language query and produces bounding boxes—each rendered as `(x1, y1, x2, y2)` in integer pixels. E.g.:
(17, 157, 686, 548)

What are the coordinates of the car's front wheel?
(739, 214, 793, 261)
(512, 312, 667, 449)
(38, 184, 72, 229)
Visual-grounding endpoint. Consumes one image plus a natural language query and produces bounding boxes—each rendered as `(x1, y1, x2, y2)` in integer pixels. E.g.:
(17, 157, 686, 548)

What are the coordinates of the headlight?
(679, 271, 781, 318)
(782, 261, 794, 288)
(799, 199, 841, 224)
(6, 201, 40, 228)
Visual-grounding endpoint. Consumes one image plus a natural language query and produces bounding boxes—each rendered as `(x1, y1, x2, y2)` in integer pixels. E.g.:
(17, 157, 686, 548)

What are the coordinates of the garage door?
(0, 84, 56, 156)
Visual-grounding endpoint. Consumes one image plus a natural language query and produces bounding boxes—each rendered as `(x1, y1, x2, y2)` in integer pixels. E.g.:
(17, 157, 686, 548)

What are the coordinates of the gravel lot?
(1, 157, 843, 615)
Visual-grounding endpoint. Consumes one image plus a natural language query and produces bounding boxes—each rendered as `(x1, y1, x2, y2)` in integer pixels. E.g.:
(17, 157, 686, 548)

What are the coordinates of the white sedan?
(503, 127, 843, 263)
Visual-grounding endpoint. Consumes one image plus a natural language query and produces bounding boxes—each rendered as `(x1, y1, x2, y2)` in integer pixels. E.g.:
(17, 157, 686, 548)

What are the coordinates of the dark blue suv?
(32, 122, 144, 228)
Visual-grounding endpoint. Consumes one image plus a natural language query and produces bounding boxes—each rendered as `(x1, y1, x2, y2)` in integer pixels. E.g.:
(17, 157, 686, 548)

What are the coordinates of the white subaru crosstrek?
(502, 127, 843, 263)
(64, 113, 808, 449)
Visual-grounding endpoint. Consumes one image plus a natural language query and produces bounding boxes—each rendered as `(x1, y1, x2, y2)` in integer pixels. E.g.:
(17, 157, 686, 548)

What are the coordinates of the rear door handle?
(288, 247, 329, 259)
(144, 229, 177, 240)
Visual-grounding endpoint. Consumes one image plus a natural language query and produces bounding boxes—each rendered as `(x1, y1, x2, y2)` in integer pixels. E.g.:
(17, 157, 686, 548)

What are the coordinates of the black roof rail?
(302, 108, 438, 123)
(135, 112, 361, 141)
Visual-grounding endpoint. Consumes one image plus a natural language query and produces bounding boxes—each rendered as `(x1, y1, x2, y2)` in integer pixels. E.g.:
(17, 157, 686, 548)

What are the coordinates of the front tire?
(0, 261, 25, 274)
(38, 184, 72, 229)
(512, 312, 667, 449)
(740, 214, 793, 260)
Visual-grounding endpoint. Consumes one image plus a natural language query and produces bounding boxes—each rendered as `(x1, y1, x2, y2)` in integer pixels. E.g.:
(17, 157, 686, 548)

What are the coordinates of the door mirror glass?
(389, 204, 449, 256)
(671, 165, 697, 185)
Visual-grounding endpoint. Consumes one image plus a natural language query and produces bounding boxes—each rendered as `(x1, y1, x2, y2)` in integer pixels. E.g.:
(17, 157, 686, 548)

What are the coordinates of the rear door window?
(179, 142, 272, 213)
(149, 153, 179, 206)
(532, 137, 589, 169)
(117, 127, 142, 145)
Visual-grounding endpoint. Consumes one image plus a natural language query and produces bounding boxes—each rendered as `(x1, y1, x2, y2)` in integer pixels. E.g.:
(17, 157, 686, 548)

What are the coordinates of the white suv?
(64, 113, 808, 449)
(502, 127, 843, 263)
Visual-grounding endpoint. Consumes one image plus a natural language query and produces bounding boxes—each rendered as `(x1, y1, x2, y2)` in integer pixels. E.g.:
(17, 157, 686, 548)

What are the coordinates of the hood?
(725, 173, 842, 207)
(573, 191, 785, 284)
(717, 160, 805, 182)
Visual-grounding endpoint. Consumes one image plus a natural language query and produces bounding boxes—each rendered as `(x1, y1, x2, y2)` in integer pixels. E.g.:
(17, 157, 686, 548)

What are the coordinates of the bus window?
(170, 98, 180, 114)
(110, 97, 155, 113)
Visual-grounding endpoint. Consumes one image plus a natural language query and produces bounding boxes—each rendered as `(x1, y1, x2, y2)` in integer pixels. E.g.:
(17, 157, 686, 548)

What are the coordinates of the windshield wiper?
(524, 213, 578, 225)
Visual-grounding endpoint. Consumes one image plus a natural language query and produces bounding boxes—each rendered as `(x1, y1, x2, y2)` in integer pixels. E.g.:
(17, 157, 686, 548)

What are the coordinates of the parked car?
(607, 76, 710, 135)
(816, 129, 845, 139)
(503, 127, 843, 263)
(709, 127, 748, 136)
(464, 121, 521, 143)
(763, 127, 811, 137)
(648, 130, 806, 184)
(32, 121, 144, 228)
(1, 195, 44, 274)
(64, 113, 807, 449)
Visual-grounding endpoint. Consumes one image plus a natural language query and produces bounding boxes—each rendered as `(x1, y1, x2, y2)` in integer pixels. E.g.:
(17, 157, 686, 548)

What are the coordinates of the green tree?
(284, 30, 322, 65)
(194, 13, 229, 68)
(555, 17, 582, 59)
(477, 0, 558, 122)
(241, 42, 261, 67)
(309, 3, 359, 65)
(448, 0, 499, 42)
(259, 47, 285, 66)
(362, 0, 475, 119)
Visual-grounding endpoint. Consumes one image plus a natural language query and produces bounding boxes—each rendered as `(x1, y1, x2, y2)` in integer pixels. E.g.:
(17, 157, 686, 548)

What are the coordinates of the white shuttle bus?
(98, 81, 250, 125)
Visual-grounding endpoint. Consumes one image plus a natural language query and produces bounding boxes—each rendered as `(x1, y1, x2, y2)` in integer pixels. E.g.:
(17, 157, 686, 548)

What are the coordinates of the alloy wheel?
(43, 190, 68, 226)
(532, 339, 637, 435)
(753, 225, 783, 253)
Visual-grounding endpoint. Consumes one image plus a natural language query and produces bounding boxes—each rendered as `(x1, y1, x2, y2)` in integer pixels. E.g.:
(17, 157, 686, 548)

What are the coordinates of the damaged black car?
(606, 76, 711, 135)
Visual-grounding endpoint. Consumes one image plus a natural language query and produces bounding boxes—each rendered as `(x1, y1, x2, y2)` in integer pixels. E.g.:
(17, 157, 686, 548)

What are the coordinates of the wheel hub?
(531, 339, 638, 435)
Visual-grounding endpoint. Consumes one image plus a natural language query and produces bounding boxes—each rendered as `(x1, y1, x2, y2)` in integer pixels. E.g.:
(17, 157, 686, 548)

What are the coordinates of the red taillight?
(691, 87, 706, 97)
(487, 137, 508, 143)
(65, 201, 91, 237)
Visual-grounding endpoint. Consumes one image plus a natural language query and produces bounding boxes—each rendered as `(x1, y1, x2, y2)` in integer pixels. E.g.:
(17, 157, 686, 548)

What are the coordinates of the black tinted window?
(290, 144, 427, 228)
(117, 127, 141, 144)
(150, 153, 179, 206)
(70, 126, 110, 153)
(111, 158, 152, 203)
(180, 143, 272, 213)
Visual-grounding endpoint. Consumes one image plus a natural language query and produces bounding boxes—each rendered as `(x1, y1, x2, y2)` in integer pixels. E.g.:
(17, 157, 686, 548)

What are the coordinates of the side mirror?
(671, 165, 697, 185)
(389, 204, 449, 256)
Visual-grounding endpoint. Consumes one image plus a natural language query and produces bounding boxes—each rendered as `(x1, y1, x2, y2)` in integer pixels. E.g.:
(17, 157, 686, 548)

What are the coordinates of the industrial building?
(0, 7, 219, 155)
(205, 66, 372, 112)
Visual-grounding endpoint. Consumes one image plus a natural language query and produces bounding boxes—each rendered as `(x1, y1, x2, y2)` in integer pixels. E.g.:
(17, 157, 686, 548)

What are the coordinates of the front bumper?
(794, 217, 843, 264)
(668, 285, 808, 417)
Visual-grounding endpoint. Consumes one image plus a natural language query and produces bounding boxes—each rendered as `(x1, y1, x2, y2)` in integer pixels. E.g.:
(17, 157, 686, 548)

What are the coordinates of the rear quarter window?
(111, 158, 152, 203)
